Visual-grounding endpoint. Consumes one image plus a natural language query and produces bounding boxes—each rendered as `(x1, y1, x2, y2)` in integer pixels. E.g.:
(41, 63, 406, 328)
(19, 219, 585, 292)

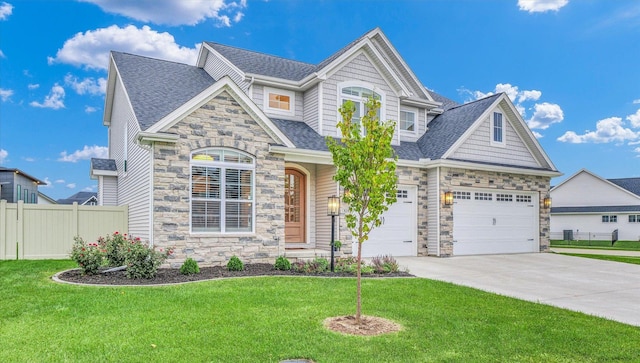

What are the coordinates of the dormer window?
(400, 108, 417, 134)
(491, 111, 505, 146)
(264, 87, 295, 116)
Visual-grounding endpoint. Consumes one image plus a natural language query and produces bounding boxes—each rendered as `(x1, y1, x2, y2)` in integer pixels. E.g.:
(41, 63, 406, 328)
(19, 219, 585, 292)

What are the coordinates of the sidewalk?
(551, 247, 640, 256)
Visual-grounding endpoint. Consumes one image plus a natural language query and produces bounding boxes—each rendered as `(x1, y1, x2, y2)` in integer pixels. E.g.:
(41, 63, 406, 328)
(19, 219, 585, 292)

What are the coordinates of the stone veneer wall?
(396, 166, 429, 256)
(438, 167, 551, 257)
(152, 91, 285, 267)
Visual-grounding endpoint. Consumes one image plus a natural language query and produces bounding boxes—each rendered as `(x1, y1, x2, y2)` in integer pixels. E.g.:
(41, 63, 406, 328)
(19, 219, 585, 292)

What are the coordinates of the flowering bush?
(124, 238, 173, 279)
(98, 232, 129, 267)
(70, 236, 105, 275)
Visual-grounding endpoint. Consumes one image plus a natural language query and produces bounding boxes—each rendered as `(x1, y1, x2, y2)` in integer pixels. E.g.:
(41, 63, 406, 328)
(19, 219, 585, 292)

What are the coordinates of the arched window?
(191, 148, 255, 233)
(339, 83, 384, 134)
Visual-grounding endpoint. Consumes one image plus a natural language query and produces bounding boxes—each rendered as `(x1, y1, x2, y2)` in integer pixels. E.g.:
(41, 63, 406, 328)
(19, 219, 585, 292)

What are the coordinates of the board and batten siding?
(315, 164, 337, 251)
(203, 50, 249, 92)
(449, 111, 540, 168)
(110, 76, 152, 240)
(322, 52, 398, 140)
(251, 85, 304, 121)
(303, 85, 320, 132)
(427, 168, 439, 256)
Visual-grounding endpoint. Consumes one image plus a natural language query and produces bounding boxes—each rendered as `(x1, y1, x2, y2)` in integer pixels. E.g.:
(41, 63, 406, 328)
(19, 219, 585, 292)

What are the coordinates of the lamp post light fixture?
(443, 191, 454, 206)
(327, 195, 340, 272)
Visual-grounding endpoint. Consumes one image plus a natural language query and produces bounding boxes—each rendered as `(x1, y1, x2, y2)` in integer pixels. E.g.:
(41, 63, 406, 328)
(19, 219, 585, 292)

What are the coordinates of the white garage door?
(357, 185, 417, 258)
(452, 190, 539, 255)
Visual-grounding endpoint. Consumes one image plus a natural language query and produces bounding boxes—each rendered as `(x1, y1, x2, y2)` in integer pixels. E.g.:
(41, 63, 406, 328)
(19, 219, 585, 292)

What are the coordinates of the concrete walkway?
(551, 247, 640, 256)
(395, 253, 640, 327)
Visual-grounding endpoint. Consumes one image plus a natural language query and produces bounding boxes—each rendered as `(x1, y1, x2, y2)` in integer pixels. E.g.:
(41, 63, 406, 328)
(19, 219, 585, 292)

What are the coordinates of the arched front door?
(285, 168, 306, 243)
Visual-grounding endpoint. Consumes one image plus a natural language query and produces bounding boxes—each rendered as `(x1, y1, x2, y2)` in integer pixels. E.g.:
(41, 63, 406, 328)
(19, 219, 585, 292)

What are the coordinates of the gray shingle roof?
(552, 206, 640, 213)
(608, 178, 640, 197)
(57, 192, 98, 205)
(417, 93, 501, 160)
(112, 52, 215, 131)
(426, 90, 459, 111)
(206, 43, 317, 81)
(91, 158, 117, 171)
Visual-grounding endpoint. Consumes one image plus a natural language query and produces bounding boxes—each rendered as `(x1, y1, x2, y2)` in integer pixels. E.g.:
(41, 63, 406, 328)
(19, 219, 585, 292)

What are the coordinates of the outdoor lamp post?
(327, 195, 340, 272)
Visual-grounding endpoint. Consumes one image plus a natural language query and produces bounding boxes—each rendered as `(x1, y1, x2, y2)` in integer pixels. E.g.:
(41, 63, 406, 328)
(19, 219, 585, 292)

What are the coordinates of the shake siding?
(253, 85, 304, 121)
(110, 77, 151, 240)
(322, 52, 398, 138)
(303, 85, 319, 132)
(450, 115, 540, 168)
(315, 164, 336, 250)
(370, 36, 424, 100)
(427, 170, 439, 255)
(203, 52, 248, 91)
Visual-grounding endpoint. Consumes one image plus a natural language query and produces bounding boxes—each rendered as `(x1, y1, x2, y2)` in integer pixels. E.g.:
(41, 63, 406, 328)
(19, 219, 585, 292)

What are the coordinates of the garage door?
(357, 185, 417, 258)
(452, 190, 539, 255)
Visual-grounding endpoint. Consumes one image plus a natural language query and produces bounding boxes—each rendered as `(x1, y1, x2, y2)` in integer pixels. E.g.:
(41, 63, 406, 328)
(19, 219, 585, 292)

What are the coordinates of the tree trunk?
(356, 240, 362, 324)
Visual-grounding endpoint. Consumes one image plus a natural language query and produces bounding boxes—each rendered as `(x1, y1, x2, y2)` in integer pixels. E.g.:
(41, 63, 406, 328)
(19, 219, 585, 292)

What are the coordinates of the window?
(602, 215, 618, 223)
(339, 84, 383, 134)
(496, 194, 513, 202)
(16, 184, 21, 202)
(191, 148, 255, 233)
(629, 215, 640, 223)
(400, 109, 416, 132)
(264, 87, 295, 115)
(492, 112, 505, 145)
(475, 192, 493, 201)
(516, 195, 532, 203)
(453, 191, 471, 200)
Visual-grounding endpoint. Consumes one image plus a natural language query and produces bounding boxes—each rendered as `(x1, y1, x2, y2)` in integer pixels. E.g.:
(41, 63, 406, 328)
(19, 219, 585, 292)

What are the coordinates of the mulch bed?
(56, 263, 414, 286)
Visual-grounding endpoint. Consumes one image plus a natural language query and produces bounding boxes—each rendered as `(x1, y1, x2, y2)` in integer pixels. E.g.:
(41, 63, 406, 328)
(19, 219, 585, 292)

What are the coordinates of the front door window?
(285, 169, 306, 243)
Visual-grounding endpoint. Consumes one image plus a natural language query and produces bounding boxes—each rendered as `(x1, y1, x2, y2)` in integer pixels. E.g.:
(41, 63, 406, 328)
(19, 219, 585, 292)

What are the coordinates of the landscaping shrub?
(227, 256, 244, 271)
(334, 256, 360, 274)
(292, 258, 329, 273)
(370, 255, 400, 274)
(180, 258, 200, 275)
(70, 236, 104, 275)
(99, 232, 128, 267)
(124, 238, 172, 279)
(274, 256, 291, 271)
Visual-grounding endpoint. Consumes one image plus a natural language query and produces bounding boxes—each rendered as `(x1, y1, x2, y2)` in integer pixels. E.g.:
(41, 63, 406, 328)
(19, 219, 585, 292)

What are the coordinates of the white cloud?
(633, 99, 640, 105)
(527, 102, 564, 129)
(0, 149, 7, 164)
(0, 49, 5, 58)
(532, 131, 543, 139)
(66, 183, 76, 189)
(0, 2, 13, 20)
(557, 117, 639, 144)
(85, 106, 98, 113)
(0, 88, 13, 101)
(28, 83, 39, 90)
(58, 145, 108, 162)
(628, 109, 640, 128)
(24, 157, 35, 162)
(55, 179, 65, 184)
(48, 25, 200, 70)
(41, 177, 52, 188)
(81, 0, 247, 26)
(518, 0, 568, 13)
(30, 84, 65, 109)
(82, 186, 96, 192)
(64, 74, 106, 95)
(518, 90, 542, 103)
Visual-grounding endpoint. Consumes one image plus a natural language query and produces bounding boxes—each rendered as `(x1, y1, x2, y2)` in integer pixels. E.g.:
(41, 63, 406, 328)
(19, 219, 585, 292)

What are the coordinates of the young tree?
(326, 97, 398, 324)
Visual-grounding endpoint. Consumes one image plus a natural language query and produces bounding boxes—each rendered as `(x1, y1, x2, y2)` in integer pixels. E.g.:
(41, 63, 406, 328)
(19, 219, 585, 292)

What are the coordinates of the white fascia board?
(201, 42, 246, 79)
(551, 168, 590, 191)
(361, 40, 412, 97)
(103, 55, 118, 127)
(400, 96, 441, 109)
(423, 158, 562, 178)
(90, 169, 118, 177)
(137, 132, 180, 145)
(554, 169, 640, 201)
(269, 145, 428, 168)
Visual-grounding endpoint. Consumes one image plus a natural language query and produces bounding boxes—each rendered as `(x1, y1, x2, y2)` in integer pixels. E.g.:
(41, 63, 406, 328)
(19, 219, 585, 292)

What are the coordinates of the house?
(0, 167, 46, 203)
(37, 192, 57, 205)
(550, 169, 640, 242)
(56, 191, 98, 205)
(91, 28, 559, 266)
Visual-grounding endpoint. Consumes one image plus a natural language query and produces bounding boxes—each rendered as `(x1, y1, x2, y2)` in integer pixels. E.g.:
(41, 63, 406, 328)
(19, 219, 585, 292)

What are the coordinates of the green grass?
(2, 260, 640, 362)
(551, 240, 640, 250)
(560, 253, 640, 265)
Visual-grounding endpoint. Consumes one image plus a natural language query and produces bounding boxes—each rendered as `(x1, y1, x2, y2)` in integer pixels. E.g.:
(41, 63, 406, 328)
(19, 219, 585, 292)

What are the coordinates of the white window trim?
(490, 111, 506, 148)
(399, 106, 419, 135)
(263, 86, 295, 117)
(189, 148, 256, 235)
(336, 81, 386, 138)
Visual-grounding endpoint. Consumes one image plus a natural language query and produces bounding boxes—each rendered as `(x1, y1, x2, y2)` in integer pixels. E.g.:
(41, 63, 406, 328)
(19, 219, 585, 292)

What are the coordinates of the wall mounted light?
(444, 191, 454, 206)
(543, 196, 552, 209)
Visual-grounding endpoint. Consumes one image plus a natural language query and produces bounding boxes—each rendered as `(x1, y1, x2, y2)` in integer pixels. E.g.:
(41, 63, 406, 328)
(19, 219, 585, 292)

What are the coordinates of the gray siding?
(252, 85, 304, 121)
(101, 176, 118, 206)
(110, 77, 151, 240)
(0, 172, 14, 202)
(203, 50, 248, 91)
(315, 164, 336, 250)
(449, 110, 540, 168)
(427, 169, 439, 256)
(303, 85, 319, 132)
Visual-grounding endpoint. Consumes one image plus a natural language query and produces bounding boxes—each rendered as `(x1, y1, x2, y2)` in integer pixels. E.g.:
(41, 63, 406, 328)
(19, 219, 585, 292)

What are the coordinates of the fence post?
(0, 199, 6, 260)
(72, 202, 79, 237)
(16, 200, 24, 260)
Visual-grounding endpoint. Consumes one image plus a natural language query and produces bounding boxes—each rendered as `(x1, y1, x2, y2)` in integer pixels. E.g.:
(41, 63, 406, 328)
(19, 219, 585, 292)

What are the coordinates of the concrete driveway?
(395, 253, 640, 327)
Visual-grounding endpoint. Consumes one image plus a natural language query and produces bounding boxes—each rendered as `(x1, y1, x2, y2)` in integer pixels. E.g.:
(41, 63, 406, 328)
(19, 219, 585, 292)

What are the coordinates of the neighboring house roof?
(417, 94, 502, 160)
(91, 158, 117, 171)
(608, 178, 640, 197)
(38, 192, 57, 204)
(551, 206, 640, 214)
(57, 191, 98, 205)
(111, 52, 216, 131)
(0, 167, 47, 185)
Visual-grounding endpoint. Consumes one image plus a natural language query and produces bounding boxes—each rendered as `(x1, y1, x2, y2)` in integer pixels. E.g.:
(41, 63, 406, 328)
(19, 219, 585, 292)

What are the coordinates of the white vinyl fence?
(0, 200, 128, 260)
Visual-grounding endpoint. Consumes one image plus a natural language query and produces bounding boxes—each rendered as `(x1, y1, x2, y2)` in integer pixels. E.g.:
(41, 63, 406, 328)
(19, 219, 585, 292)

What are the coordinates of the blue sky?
(0, 0, 639, 200)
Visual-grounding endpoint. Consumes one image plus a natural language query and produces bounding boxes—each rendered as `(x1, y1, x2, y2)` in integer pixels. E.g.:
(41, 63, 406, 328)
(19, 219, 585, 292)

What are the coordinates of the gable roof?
(608, 178, 640, 197)
(57, 191, 98, 205)
(109, 52, 216, 131)
(0, 167, 46, 185)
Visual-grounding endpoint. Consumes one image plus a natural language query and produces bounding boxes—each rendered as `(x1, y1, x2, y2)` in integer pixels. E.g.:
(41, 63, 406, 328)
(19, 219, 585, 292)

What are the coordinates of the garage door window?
(496, 194, 513, 202)
(516, 195, 532, 203)
(475, 192, 492, 201)
(453, 191, 471, 200)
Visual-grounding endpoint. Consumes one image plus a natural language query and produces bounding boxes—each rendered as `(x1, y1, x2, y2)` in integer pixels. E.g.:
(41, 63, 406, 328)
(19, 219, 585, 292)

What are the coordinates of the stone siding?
(152, 91, 285, 267)
(438, 167, 551, 257)
(396, 165, 429, 256)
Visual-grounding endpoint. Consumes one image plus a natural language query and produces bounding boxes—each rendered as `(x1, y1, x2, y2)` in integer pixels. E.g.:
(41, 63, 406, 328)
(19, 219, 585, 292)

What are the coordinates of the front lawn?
(559, 253, 640, 266)
(1, 260, 639, 362)
(551, 240, 640, 250)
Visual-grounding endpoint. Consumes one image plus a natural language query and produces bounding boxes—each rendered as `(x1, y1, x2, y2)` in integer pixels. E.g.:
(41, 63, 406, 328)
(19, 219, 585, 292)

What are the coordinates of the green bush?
(291, 258, 329, 273)
(274, 256, 291, 271)
(227, 256, 244, 271)
(370, 255, 399, 274)
(70, 236, 105, 275)
(180, 258, 200, 275)
(98, 232, 128, 267)
(124, 239, 172, 279)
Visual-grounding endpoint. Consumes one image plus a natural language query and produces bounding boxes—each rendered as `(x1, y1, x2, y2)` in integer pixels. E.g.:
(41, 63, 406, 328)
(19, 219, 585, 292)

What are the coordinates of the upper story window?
(491, 112, 505, 146)
(191, 148, 255, 234)
(339, 83, 383, 132)
(264, 87, 295, 116)
(400, 108, 417, 133)
(602, 215, 617, 223)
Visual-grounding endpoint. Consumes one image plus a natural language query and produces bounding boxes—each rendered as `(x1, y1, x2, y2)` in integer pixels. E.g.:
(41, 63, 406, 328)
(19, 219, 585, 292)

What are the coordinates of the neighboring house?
(57, 192, 98, 205)
(37, 192, 57, 205)
(0, 167, 46, 203)
(550, 169, 640, 242)
(91, 27, 559, 266)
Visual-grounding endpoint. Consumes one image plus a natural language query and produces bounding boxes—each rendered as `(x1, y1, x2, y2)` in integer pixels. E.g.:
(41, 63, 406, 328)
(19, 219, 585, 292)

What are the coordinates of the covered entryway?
(452, 189, 539, 255)
(358, 185, 417, 257)
(284, 168, 306, 243)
